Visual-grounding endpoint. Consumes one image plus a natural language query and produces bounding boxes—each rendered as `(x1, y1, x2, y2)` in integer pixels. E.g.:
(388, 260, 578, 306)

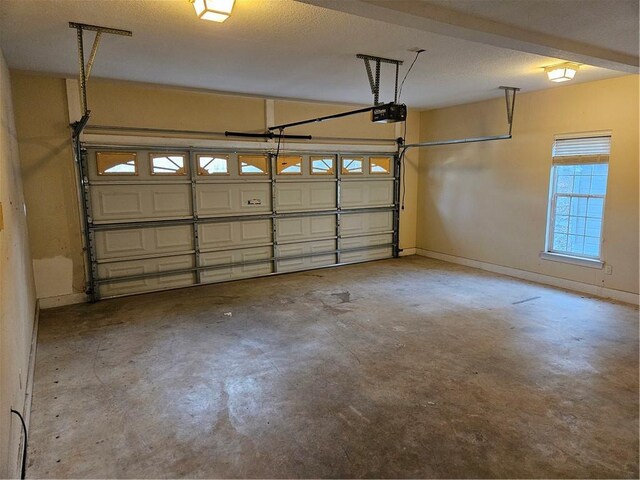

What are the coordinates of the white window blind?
(552, 136, 611, 164)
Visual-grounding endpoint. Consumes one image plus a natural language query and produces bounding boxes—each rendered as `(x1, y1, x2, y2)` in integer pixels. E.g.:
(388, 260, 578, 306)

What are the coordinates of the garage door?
(80, 144, 399, 299)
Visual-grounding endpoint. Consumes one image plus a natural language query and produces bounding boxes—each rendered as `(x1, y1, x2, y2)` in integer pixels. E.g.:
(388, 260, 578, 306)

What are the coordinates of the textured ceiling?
(0, 0, 634, 108)
(424, 0, 639, 58)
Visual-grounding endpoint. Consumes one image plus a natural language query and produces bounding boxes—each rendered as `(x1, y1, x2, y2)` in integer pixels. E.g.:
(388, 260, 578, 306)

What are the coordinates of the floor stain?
(331, 291, 351, 303)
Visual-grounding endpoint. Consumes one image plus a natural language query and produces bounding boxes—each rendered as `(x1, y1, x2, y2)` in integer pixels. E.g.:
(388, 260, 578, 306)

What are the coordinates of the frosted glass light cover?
(545, 63, 579, 82)
(193, 0, 235, 22)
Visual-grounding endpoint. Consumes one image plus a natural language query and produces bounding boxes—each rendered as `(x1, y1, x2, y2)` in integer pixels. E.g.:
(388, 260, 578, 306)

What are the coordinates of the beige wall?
(417, 75, 639, 296)
(12, 73, 84, 301)
(11, 74, 419, 301)
(0, 50, 36, 478)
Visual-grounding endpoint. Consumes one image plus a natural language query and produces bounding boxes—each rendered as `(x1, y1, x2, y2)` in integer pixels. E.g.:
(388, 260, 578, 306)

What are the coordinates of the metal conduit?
(403, 133, 511, 150)
(402, 86, 519, 152)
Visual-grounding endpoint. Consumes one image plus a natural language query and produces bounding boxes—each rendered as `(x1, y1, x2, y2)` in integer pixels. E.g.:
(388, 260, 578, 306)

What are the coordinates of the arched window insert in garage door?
(79, 145, 400, 300)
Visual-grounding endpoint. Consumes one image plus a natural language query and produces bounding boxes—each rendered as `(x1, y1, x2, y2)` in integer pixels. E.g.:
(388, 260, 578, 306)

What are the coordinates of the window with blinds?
(546, 134, 611, 260)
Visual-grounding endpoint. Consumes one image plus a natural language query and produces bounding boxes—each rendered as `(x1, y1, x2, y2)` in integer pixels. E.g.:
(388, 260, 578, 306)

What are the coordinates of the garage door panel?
(98, 273, 196, 297)
(277, 253, 336, 272)
(96, 225, 194, 259)
(276, 187, 302, 209)
(340, 233, 393, 250)
(200, 246, 272, 283)
(240, 221, 271, 243)
(341, 180, 394, 208)
(98, 255, 194, 279)
(95, 190, 143, 217)
(276, 216, 336, 242)
(199, 220, 271, 250)
(275, 182, 335, 212)
(340, 246, 392, 263)
(92, 185, 191, 222)
(240, 188, 270, 211)
(277, 240, 337, 272)
(310, 185, 335, 206)
(96, 229, 145, 258)
(97, 255, 196, 297)
(279, 239, 336, 257)
(369, 182, 394, 204)
(198, 189, 233, 212)
(197, 183, 271, 216)
(341, 186, 363, 205)
(340, 211, 393, 236)
(154, 225, 194, 250)
(153, 190, 191, 214)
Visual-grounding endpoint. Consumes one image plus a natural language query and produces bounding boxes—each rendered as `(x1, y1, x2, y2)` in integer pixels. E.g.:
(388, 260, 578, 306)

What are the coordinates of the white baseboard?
(416, 249, 639, 305)
(400, 248, 416, 256)
(38, 292, 87, 309)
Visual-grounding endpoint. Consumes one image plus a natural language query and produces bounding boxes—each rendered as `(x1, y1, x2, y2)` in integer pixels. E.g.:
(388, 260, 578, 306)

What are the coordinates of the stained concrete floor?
(27, 256, 639, 478)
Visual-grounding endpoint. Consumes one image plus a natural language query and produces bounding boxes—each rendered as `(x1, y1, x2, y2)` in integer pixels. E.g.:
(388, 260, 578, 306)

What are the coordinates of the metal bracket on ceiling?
(499, 86, 520, 135)
(69, 22, 132, 137)
(356, 54, 403, 105)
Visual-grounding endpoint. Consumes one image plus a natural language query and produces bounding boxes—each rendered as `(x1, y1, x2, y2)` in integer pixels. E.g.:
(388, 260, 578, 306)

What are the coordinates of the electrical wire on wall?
(10, 409, 27, 479)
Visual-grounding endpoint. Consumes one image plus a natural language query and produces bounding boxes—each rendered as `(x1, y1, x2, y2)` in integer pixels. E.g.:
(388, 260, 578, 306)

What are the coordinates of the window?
(310, 156, 335, 175)
(239, 155, 268, 175)
(198, 154, 229, 175)
(370, 156, 392, 174)
(150, 154, 187, 175)
(545, 135, 610, 261)
(341, 156, 363, 174)
(276, 155, 302, 175)
(96, 152, 137, 175)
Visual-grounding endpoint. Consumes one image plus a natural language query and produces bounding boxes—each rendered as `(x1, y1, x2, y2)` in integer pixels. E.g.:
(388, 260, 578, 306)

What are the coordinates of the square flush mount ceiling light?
(544, 62, 580, 82)
(191, 0, 235, 22)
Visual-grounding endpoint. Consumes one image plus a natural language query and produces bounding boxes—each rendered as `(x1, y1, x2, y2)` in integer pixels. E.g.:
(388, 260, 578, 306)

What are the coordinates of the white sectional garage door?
(81, 144, 398, 299)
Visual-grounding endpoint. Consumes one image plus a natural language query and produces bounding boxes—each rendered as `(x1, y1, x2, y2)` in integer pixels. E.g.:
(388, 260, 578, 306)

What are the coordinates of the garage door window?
(545, 134, 610, 262)
(150, 154, 187, 175)
(276, 155, 302, 175)
(239, 155, 268, 175)
(198, 154, 229, 175)
(310, 156, 334, 175)
(370, 156, 392, 174)
(341, 156, 363, 174)
(97, 152, 138, 175)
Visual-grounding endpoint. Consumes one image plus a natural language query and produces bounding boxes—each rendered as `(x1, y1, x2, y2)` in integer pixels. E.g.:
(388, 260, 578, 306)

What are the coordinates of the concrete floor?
(27, 256, 639, 478)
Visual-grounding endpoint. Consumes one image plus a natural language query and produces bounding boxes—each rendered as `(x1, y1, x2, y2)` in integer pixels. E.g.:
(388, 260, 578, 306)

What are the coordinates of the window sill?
(539, 252, 604, 269)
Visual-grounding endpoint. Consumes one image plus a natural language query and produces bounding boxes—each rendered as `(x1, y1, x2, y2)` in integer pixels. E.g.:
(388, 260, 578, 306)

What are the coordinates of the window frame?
(238, 154, 269, 176)
(196, 153, 230, 176)
(309, 156, 335, 175)
(96, 151, 138, 176)
(542, 134, 610, 268)
(149, 153, 188, 176)
(369, 156, 393, 175)
(276, 155, 303, 175)
(340, 156, 364, 175)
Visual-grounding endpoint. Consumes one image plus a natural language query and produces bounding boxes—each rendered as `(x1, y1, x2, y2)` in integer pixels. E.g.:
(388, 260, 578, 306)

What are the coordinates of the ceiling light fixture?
(544, 62, 580, 82)
(190, 0, 235, 22)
